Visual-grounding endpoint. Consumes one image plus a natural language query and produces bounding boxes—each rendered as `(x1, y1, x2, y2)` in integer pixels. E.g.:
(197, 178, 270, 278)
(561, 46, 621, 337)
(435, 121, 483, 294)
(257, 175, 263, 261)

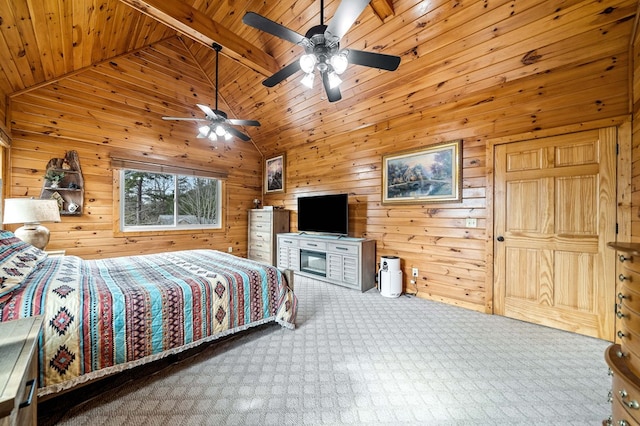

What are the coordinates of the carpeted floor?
(41, 275, 611, 425)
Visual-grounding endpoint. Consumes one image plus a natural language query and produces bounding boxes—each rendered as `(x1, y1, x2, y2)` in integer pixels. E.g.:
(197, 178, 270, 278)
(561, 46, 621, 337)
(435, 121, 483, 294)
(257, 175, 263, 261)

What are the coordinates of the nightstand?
(0, 316, 43, 426)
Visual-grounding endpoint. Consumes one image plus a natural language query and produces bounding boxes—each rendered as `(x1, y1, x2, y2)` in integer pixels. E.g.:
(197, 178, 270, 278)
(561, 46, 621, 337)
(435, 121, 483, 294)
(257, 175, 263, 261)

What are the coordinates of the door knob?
(497, 236, 504, 242)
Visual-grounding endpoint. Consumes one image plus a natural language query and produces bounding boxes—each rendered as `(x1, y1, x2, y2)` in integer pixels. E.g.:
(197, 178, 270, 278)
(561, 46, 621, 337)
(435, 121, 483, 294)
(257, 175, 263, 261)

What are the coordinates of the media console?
(276, 233, 376, 292)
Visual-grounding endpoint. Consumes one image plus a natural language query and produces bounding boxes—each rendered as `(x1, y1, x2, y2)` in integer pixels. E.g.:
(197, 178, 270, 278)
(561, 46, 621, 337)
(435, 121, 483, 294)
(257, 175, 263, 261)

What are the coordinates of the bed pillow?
(0, 230, 47, 304)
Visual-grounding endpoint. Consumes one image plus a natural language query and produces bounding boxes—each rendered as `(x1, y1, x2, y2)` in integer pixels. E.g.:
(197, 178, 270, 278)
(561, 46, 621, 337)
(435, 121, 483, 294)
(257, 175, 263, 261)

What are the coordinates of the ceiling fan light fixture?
(330, 52, 348, 75)
(300, 54, 317, 73)
(224, 132, 233, 141)
(301, 72, 315, 88)
(215, 125, 227, 137)
(328, 71, 342, 89)
(198, 125, 211, 136)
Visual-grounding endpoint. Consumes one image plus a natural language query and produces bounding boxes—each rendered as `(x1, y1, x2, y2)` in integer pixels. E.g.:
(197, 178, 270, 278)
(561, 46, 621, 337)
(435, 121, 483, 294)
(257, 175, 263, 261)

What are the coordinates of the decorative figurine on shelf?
(44, 169, 65, 188)
(253, 198, 261, 209)
(67, 202, 79, 213)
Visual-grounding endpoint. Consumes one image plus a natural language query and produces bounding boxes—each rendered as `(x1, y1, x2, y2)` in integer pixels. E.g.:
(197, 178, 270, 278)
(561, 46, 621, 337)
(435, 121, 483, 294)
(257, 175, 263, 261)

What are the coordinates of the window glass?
(121, 170, 221, 231)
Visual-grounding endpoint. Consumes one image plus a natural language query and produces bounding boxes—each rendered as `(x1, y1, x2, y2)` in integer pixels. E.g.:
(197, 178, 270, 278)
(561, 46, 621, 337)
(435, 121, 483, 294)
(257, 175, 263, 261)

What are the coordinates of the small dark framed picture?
(265, 154, 285, 193)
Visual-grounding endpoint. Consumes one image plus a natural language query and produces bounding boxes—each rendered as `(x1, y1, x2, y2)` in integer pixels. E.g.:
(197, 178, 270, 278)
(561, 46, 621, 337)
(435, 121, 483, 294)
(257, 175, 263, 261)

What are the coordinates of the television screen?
(297, 193, 349, 236)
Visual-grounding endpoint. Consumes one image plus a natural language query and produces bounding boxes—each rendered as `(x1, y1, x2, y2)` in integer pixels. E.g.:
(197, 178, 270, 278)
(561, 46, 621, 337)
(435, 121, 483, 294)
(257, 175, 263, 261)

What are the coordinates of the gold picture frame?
(265, 154, 285, 193)
(382, 140, 462, 204)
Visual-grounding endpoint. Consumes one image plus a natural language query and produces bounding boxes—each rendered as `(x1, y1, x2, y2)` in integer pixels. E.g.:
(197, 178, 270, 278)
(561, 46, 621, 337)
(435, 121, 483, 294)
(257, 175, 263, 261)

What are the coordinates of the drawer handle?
(617, 311, 626, 319)
(619, 293, 627, 301)
(608, 390, 614, 403)
(617, 349, 626, 358)
(336, 246, 348, 251)
(307, 243, 318, 247)
(618, 420, 629, 426)
(618, 330, 626, 339)
(620, 255, 632, 263)
(19, 379, 36, 409)
(620, 274, 630, 282)
(619, 389, 640, 409)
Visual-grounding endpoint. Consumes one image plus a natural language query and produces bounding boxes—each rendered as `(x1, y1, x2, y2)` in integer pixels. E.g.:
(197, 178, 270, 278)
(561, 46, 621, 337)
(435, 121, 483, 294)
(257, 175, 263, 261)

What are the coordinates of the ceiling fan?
(162, 43, 260, 141)
(243, 0, 401, 102)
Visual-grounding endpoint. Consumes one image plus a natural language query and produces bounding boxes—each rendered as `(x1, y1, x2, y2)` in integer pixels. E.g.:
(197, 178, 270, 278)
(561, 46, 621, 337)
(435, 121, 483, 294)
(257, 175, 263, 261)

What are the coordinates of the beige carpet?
(42, 275, 611, 425)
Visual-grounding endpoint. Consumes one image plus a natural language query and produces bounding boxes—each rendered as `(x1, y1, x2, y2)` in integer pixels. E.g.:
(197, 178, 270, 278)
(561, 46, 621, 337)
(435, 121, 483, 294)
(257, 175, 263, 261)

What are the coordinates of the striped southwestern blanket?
(0, 250, 297, 396)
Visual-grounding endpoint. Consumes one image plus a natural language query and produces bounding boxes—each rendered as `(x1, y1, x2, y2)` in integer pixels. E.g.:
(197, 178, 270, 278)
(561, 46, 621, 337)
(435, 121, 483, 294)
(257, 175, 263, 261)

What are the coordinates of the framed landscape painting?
(265, 154, 285, 193)
(382, 140, 462, 204)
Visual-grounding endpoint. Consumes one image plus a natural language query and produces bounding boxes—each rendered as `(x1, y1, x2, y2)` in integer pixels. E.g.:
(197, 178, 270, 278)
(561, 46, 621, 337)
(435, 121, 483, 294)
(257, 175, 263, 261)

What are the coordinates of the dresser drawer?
(621, 327, 640, 377)
(250, 230, 271, 245)
(250, 221, 271, 232)
(621, 284, 640, 315)
(249, 211, 272, 223)
(620, 253, 640, 275)
(249, 249, 271, 264)
(621, 267, 640, 293)
(249, 240, 271, 252)
(622, 305, 640, 337)
(613, 396, 640, 426)
(612, 365, 640, 423)
(327, 242, 358, 255)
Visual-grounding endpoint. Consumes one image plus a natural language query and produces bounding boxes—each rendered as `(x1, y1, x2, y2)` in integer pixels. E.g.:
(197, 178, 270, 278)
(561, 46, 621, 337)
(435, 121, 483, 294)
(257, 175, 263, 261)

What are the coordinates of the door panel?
(494, 128, 616, 340)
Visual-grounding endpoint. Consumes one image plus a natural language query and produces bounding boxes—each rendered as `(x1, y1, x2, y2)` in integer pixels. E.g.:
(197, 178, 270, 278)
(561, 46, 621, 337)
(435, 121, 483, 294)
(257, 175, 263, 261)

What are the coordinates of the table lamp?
(3, 198, 61, 250)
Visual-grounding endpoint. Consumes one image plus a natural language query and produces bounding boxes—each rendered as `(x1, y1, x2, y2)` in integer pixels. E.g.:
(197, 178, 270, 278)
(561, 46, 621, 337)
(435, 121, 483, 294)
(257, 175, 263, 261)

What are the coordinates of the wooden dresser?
(606, 243, 640, 426)
(0, 316, 43, 426)
(247, 209, 289, 265)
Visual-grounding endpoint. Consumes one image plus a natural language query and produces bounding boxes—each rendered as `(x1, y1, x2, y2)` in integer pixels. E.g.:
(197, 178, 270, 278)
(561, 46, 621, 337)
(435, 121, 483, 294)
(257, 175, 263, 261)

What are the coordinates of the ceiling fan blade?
(162, 117, 208, 122)
(243, 12, 307, 45)
(264, 61, 302, 87)
(196, 104, 221, 119)
(227, 119, 261, 127)
(326, 0, 371, 42)
(225, 126, 251, 141)
(347, 49, 401, 71)
(322, 72, 342, 102)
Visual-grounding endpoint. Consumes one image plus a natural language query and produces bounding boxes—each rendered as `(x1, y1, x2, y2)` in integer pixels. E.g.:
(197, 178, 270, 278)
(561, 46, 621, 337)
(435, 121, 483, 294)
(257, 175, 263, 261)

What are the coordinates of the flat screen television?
(297, 193, 349, 236)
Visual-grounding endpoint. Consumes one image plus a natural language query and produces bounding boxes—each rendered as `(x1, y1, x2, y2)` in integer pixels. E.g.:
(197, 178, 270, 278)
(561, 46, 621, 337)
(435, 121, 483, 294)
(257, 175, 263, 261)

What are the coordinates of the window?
(120, 169, 222, 231)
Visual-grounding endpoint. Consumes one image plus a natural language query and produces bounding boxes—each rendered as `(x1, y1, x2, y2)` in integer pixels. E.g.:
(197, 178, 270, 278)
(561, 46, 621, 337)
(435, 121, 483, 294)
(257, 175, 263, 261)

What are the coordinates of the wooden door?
(494, 128, 617, 340)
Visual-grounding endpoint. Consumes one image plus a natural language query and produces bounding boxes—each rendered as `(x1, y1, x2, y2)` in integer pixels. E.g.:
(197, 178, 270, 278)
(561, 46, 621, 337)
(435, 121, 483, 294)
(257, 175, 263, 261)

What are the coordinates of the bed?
(0, 230, 297, 397)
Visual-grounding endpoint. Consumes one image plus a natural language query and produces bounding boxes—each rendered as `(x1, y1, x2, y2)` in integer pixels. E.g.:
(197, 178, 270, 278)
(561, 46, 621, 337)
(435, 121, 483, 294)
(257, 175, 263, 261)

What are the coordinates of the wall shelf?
(40, 151, 84, 216)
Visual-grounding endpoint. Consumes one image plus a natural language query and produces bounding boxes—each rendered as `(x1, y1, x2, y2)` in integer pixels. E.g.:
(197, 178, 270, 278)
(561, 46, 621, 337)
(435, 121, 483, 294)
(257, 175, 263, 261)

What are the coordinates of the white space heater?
(379, 256, 402, 298)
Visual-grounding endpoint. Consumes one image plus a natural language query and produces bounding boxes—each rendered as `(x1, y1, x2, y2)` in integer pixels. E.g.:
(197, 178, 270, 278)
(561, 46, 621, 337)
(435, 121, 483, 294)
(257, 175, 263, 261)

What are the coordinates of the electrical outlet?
(465, 218, 477, 228)
(412, 267, 419, 277)
(228, 246, 233, 253)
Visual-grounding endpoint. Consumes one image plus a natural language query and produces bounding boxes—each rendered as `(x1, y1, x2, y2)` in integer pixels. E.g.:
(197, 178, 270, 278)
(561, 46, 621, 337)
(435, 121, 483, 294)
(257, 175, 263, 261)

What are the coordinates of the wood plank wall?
(3, 1, 636, 314)
(262, 37, 632, 313)
(633, 10, 640, 242)
(7, 36, 263, 258)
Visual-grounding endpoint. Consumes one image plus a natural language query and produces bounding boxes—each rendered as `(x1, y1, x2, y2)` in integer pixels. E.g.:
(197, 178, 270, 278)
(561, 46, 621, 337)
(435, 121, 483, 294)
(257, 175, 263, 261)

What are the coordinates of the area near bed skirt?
(0, 249, 296, 395)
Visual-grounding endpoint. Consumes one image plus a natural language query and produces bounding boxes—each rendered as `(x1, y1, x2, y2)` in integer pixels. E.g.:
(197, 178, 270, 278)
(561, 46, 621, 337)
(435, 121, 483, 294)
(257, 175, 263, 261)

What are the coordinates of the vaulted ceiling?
(0, 0, 636, 154)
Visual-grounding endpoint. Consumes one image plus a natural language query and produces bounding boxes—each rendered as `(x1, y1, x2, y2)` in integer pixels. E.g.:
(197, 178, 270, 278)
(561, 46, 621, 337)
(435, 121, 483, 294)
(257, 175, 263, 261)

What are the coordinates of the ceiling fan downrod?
(212, 42, 222, 111)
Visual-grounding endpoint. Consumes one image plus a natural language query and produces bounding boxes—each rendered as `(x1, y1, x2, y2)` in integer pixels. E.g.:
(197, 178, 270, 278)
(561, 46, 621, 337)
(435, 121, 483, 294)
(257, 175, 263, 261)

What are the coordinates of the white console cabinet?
(277, 233, 376, 292)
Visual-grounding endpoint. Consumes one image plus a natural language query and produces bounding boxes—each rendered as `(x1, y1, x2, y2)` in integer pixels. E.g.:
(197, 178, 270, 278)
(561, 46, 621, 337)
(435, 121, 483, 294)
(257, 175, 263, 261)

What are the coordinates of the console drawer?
(327, 242, 358, 255)
(300, 240, 326, 250)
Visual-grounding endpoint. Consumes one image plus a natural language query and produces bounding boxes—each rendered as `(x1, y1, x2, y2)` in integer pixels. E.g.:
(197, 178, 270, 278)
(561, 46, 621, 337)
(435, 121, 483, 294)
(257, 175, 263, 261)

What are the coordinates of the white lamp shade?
(3, 198, 61, 225)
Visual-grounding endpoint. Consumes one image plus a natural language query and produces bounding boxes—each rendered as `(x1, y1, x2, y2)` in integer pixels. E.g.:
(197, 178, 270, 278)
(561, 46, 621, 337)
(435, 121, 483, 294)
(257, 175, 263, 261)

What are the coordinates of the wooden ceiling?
(0, 0, 637, 154)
